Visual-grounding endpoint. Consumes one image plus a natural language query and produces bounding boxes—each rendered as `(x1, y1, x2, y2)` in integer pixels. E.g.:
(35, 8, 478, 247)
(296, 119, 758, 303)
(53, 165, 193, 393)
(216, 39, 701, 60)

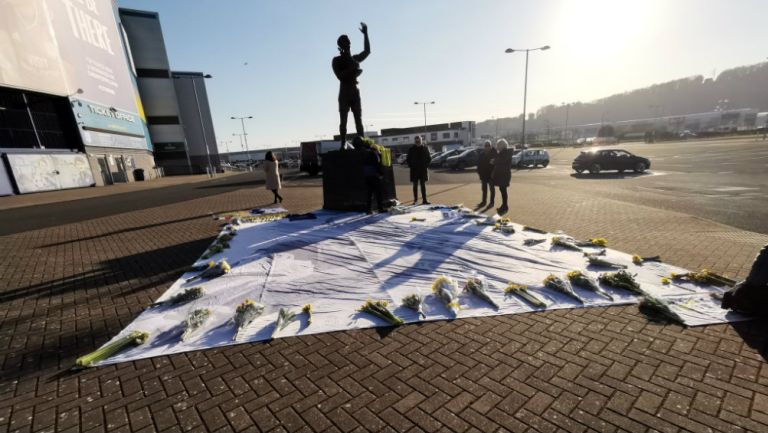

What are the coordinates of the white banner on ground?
(96, 207, 751, 366)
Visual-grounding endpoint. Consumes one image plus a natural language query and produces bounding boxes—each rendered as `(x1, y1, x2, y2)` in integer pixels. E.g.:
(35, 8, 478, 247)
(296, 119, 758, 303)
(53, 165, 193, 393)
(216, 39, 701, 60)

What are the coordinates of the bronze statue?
(333, 22, 370, 150)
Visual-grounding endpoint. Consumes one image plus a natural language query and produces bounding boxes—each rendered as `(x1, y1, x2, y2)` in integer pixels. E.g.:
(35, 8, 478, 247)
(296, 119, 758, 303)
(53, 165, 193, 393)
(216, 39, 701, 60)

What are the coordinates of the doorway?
(97, 157, 113, 185)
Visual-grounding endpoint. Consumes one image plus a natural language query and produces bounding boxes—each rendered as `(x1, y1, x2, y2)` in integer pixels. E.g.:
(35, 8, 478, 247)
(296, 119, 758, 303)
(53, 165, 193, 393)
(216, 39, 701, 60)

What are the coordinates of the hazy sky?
(119, 0, 768, 151)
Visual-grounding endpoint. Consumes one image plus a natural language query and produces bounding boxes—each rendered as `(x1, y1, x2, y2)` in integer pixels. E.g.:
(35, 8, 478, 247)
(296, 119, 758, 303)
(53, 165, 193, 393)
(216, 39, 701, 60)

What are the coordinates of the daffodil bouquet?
(586, 255, 627, 269)
(302, 304, 313, 326)
(76, 330, 149, 368)
(575, 237, 608, 247)
(523, 238, 546, 246)
(567, 270, 613, 301)
(632, 255, 662, 265)
(358, 300, 404, 326)
(151, 286, 204, 307)
(181, 308, 211, 341)
(598, 270, 644, 295)
(638, 295, 686, 326)
(401, 294, 426, 318)
(670, 269, 736, 287)
(186, 259, 231, 282)
(543, 274, 586, 304)
(463, 276, 500, 309)
(551, 236, 583, 252)
(272, 307, 297, 338)
(233, 299, 265, 341)
(432, 275, 460, 316)
(504, 282, 546, 308)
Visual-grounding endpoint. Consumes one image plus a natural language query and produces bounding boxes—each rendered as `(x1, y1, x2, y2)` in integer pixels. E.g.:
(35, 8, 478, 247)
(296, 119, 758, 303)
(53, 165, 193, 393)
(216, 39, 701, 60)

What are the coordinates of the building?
(378, 121, 476, 154)
(119, 8, 219, 175)
(0, 0, 156, 194)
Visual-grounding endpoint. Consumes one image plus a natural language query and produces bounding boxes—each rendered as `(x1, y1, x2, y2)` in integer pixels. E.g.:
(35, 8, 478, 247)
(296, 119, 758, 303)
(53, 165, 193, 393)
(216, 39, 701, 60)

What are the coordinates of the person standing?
(332, 22, 371, 150)
(491, 139, 512, 214)
(476, 140, 496, 208)
(263, 151, 283, 204)
(360, 139, 384, 214)
(406, 135, 431, 204)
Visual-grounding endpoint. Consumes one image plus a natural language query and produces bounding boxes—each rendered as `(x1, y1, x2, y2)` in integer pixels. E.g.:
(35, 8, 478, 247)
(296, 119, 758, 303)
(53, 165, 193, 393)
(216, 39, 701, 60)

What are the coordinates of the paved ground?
(1, 138, 767, 433)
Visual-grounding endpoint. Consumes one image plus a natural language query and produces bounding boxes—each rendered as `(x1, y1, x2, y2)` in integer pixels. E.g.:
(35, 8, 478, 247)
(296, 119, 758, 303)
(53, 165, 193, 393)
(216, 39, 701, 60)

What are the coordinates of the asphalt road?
(384, 137, 768, 235)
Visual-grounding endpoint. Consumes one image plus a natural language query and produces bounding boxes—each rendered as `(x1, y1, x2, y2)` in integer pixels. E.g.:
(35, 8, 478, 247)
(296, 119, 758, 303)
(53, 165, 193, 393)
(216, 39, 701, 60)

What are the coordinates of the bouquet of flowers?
(586, 255, 627, 269)
(186, 260, 231, 282)
(638, 295, 686, 326)
(358, 300, 404, 325)
(76, 330, 149, 368)
(151, 286, 204, 307)
(463, 276, 500, 309)
(432, 275, 460, 316)
(551, 236, 583, 251)
(233, 299, 265, 341)
(476, 215, 499, 226)
(504, 282, 546, 308)
(401, 294, 426, 318)
(272, 308, 297, 338)
(583, 249, 607, 257)
(181, 308, 211, 341)
(494, 224, 516, 234)
(523, 226, 548, 234)
(632, 255, 662, 265)
(543, 274, 586, 304)
(411, 217, 426, 222)
(302, 304, 313, 326)
(575, 238, 608, 247)
(202, 243, 225, 259)
(598, 270, 644, 295)
(567, 270, 614, 301)
(523, 238, 546, 246)
(670, 269, 736, 286)
(389, 206, 409, 215)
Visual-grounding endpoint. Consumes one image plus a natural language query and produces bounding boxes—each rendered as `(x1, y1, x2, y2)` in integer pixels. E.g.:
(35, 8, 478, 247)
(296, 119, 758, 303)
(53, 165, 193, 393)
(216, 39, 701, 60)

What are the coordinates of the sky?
(119, 0, 768, 151)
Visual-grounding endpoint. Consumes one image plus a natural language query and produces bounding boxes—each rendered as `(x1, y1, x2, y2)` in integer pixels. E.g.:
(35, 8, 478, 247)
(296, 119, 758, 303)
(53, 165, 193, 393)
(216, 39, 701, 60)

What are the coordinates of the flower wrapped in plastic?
(181, 308, 211, 341)
(151, 286, 204, 307)
(493, 224, 516, 234)
(567, 270, 613, 301)
(401, 294, 426, 318)
(358, 300, 404, 326)
(431, 275, 460, 316)
(504, 282, 546, 308)
(551, 236, 583, 251)
(302, 304, 313, 326)
(575, 237, 608, 247)
(233, 299, 265, 341)
(76, 330, 149, 368)
(598, 270, 644, 295)
(638, 295, 686, 326)
(632, 255, 662, 265)
(543, 274, 586, 304)
(272, 307, 297, 338)
(523, 225, 547, 234)
(186, 259, 231, 282)
(586, 255, 627, 269)
(523, 238, 546, 246)
(670, 269, 736, 287)
(463, 276, 500, 309)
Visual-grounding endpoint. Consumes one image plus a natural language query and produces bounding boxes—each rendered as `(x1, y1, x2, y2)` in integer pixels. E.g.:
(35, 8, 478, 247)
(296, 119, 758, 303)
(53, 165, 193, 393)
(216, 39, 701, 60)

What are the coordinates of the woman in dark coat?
(490, 139, 512, 214)
(476, 140, 496, 208)
(406, 135, 432, 204)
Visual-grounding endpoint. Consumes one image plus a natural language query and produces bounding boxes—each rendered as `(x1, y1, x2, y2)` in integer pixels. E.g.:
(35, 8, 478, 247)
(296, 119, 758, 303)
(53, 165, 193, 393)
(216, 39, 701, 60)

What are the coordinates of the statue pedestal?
(322, 150, 397, 212)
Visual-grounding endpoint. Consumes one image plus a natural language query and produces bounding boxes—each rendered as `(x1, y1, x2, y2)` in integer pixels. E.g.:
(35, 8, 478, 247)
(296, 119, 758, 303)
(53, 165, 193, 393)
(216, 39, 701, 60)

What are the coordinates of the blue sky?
(119, 0, 768, 151)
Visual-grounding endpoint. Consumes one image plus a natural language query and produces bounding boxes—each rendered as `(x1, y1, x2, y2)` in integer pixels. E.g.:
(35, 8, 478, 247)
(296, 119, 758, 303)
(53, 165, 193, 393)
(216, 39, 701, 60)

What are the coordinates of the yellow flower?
(632, 255, 642, 265)
(589, 238, 608, 247)
(566, 270, 582, 279)
(661, 277, 670, 285)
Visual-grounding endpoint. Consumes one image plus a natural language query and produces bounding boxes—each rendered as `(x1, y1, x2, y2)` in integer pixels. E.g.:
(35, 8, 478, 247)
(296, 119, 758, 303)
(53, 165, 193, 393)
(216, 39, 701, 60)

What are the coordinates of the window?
(454, 132, 459, 138)
(392, 137, 399, 142)
(430, 133, 437, 141)
(382, 138, 388, 142)
(442, 132, 451, 139)
(402, 136, 408, 141)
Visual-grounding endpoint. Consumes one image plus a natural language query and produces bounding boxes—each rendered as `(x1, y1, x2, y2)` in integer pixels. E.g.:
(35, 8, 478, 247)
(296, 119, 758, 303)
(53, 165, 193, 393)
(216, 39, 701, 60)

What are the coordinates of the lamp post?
(562, 103, 570, 145)
(231, 115, 253, 164)
(504, 45, 550, 148)
(414, 101, 435, 141)
(173, 73, 214, 176)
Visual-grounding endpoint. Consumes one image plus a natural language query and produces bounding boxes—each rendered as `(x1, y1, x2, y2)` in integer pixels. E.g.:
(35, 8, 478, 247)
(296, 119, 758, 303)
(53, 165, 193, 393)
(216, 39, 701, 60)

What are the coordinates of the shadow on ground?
(570, 171, 652, 180)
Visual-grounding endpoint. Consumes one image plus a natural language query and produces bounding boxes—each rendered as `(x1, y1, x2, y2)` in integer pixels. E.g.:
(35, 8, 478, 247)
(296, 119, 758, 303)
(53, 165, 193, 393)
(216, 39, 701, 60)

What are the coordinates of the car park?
(445, 148, 480, 170)
(571, 149, 651, 174)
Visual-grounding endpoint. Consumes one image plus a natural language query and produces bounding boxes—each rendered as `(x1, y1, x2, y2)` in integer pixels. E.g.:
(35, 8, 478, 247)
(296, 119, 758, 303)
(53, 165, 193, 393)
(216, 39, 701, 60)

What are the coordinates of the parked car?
(679, 130, 697, 139)
(429, 149, 462, 168)
(397, 153, 408, 165)
(445, 148, 480, 170)
(516, 149, 550, 168)
(572, 149, 651, 174)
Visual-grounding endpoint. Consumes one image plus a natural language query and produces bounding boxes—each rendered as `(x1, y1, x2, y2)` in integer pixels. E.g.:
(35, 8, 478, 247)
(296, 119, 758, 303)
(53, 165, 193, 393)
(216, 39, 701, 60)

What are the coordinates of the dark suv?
(572, 149, 651, 174)
(445, 148, 480, 170)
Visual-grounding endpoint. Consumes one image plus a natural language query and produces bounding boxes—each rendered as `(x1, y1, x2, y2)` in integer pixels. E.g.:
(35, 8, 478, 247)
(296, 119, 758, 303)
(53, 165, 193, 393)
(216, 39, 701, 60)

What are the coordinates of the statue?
(333, 22, 370, 150)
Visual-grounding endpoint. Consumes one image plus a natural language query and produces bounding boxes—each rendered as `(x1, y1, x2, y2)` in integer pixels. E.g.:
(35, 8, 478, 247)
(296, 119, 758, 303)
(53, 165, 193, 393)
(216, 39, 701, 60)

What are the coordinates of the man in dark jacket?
(476, 140, 496, 208)
(359, 138, 384, 214)
(406, 135, 431, 204)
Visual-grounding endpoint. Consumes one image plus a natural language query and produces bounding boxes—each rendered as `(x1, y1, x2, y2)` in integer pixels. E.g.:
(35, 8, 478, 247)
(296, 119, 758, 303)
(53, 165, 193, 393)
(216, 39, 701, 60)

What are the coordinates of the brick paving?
(1, 174, 767, 433)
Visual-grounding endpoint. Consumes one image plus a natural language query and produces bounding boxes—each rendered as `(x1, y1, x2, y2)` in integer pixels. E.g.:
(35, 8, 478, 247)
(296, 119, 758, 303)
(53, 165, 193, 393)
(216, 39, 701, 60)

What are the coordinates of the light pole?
(505, 45, 550, 148)
(562, 103, 570, 145)
(414, 101, 435, 141)
(231, 115, 253, 164)
(173, 73, 214, 176)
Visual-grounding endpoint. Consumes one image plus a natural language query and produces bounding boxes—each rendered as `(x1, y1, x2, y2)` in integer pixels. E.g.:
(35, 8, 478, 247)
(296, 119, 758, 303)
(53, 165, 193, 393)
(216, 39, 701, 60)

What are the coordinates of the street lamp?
(414, 101, 435, 141)
(173, 73, 214, 176)
(505, 45, 550, 148)
(231, 115, 254, 163)
(562, 103, 570, 145)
